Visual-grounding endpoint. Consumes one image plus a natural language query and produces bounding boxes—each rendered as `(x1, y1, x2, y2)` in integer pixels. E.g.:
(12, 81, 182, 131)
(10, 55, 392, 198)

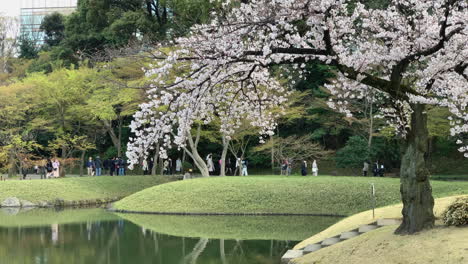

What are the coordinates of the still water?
(0, 208, 341, 264)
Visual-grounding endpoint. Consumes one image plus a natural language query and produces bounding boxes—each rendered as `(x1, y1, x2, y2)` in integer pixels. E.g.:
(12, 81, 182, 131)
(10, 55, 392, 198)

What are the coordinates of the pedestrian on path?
(312, 160, 318, 176)
(46, 159, 53, 179)
(206, 154, 214, 175)
(142, 159, 149, 175)
(95, 156, 102, 176)
(86, 157, 95, 176)
(241, 158, 248, 176)
(301, 160, 308, 176)
(52, 158, 60, 178)
(363, 161, 369, 176)
(176, 158, 182, 174)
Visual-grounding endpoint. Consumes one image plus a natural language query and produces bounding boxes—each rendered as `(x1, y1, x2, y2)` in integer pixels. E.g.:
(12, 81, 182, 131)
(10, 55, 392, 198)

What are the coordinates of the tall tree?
(127, 0, 467, 234)
(40, 12, 66, 48)
(0, 16, 18, 74)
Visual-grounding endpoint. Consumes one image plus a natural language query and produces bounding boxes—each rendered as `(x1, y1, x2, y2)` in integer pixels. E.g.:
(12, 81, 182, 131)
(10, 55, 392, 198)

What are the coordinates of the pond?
(0, 208, 341, 264)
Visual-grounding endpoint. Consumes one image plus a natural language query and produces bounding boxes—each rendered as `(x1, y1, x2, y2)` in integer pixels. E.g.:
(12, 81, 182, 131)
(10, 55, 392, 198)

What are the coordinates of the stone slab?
(1, 197, 20, 207)
(303, 243, 322, 254)
(20, 200, 36, 208)
(340, 231, 360, 240)
(358, 224, 378, 233)
(321, 237, 341, 246)
(377, 218, 402, 226)
(281, 250, 304, 264)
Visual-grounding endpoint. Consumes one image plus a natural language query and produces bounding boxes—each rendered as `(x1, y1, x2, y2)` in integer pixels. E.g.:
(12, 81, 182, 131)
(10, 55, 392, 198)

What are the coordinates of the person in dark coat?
(373, 161, 379, 177)
(110, 157, 117, 176)
(95, 156, 102, 176)
(301, 160, 307, 176)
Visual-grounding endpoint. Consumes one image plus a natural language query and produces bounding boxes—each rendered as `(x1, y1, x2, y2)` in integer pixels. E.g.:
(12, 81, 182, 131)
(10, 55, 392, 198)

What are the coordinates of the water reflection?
(0, 209, 341, 264)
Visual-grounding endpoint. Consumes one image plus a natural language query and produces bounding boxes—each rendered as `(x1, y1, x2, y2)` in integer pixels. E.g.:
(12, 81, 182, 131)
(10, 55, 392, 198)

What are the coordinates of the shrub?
(443, 197, 468, 226)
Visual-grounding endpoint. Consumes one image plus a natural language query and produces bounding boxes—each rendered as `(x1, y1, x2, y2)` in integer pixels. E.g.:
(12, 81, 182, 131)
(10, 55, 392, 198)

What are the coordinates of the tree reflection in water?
(0, 220, 296, 264)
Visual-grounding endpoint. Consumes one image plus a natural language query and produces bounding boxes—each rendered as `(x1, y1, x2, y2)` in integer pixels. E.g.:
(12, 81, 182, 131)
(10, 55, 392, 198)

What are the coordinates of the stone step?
(377, 218, 402, 226)
(281, 250, 304, 264)
(358, 224, 379, 233)
(303, 243, 322, 254)
(340, 231, 360, 240)
(321, 237, 341, 246)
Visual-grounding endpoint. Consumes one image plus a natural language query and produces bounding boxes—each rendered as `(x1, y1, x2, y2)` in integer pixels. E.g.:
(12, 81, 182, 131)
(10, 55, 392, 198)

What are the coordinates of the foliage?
(443, 197, 468, 226)
(254, 135, 333, 164)
(335, 136, 369, 168)
(40, 12, 65, 48)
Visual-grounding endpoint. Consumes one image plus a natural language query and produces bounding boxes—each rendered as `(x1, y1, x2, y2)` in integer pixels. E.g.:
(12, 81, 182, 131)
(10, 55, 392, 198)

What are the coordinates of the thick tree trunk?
(184, 127, 210, 178)
(220, 136, 229, 176)
(79, 150, 85, 177)
(395, 104, 435, 234)
(151, 143, 159, 176)
(102, 120, 122, 158)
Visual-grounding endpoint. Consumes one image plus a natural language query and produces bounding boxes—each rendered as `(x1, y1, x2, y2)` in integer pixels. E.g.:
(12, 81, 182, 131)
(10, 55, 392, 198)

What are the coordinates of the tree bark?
(395, 104, 435, 234)
(79, 150, 85, 177)
(102, 120, 122, 158)
(184, 127, 209, 177)
(151, 142, 159, 176)
(220, 135, 229, 176)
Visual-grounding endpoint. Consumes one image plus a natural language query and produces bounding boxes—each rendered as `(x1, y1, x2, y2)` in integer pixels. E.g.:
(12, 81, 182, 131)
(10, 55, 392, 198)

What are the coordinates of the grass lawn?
(113, 176, 468, 215)
(118, 214, 342, 241)
(0, 208, 119, 228)
(292, 195, 468, 264)
(0, 176, 170, 204)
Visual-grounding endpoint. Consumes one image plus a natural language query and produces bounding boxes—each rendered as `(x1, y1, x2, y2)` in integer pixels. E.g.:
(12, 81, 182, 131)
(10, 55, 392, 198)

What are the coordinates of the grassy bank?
(0, 208, 119, 227)
(293, 195, 468, 264)
(119, 214, 341, 241)
(0, 176, 170, 205)
(113, 176, 468, 215)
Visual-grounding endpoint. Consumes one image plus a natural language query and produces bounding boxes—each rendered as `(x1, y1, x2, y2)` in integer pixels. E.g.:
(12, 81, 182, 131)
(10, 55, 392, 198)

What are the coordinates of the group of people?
(282, 159, 319, 176)
(206, 154, 249, 176)
(362, 161, 385, 177)
(86, 156, 127, 176)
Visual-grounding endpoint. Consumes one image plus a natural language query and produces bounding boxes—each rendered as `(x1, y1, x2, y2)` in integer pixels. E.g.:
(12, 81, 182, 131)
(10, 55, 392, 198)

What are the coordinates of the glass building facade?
(20, 0, 77, 45)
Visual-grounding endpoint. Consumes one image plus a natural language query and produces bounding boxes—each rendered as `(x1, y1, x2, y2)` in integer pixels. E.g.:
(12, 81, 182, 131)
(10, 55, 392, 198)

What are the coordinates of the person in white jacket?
(312, 160, 318, 176)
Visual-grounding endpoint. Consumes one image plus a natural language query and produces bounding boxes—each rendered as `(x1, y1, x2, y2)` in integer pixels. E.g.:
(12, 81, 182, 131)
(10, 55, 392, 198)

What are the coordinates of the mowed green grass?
(0, 176, 170, 203)
(114, 176, 468, 215)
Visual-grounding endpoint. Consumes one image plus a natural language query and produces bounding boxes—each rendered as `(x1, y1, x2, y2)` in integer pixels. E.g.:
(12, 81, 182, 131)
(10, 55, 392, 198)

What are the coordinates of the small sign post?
(371, 183, 376, 219)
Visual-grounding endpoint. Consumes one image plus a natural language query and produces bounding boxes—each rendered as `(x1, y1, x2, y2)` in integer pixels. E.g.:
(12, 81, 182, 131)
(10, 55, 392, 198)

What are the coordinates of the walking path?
(281, 218, 401, 263)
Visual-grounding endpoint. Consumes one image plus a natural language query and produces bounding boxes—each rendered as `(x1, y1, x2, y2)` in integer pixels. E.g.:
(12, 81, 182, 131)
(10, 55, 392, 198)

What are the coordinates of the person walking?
(301, 160, 308, 176)
(312, 160, 318, 176)
(86, 157, 95, 176)
(46, 159, 54, 179)
(206, 154, 214, 175)
(163, 160, 170, 175)
(281, 159, 288, 175)
(142, 159, 149, 175)
(110, 157, 117, 176)
(225, 158, 233, 175)
(379, 164, 385, 177)
(103, 158, 110, 175)
(235, 157, 242, 176)
(175, 158, 182, 174)
(373, 161, 379, 176)
(287, 158, 292, 175)
(118, 157, 125, 176)
(363, 161, 369, 176)
(94, 156, 102, 176)
(241, 158, 248, 176)
(52, 158, 60, 178)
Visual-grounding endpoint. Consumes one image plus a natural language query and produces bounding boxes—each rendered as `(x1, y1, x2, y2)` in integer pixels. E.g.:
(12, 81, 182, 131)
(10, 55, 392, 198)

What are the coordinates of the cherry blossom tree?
(127, 0, 467, 234)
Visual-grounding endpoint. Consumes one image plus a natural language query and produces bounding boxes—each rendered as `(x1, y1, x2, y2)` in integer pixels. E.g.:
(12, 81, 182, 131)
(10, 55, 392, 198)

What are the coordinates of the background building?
(20, 0, 77, 45)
